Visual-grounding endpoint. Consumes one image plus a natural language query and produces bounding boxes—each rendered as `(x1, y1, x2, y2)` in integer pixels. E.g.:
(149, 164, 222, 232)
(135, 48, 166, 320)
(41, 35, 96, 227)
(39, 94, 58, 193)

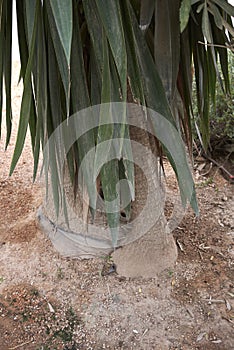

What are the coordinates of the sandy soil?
(0, 62, 233, 350)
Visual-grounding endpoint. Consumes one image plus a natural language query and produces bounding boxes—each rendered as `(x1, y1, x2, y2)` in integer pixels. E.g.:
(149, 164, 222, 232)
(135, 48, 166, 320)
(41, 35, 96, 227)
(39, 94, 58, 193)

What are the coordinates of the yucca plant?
(0, 0, 233, 276)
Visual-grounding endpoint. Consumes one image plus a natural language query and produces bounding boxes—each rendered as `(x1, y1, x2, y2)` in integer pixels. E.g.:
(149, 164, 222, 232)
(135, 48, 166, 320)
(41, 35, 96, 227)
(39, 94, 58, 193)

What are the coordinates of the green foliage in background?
(193, 51, 234, 145)
(210, 53, 234, 140)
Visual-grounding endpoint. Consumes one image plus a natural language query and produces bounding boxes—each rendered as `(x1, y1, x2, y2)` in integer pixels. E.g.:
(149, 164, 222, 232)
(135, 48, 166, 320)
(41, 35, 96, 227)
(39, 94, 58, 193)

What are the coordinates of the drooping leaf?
(126, 1, 175, 125)
(45, 0, 72, 114)
(140, 0, 155, 33)
(212, 23, 230, 93)
(25, 0, 37, 46)
(16, 0, 29, 81)
(3, 0, 13, 148)
(101, 159, 120, 247)
(95, 0, 128, 156)
(126, 2, 199, 213)
(70, 1, 97, 211)
(10, 0, 40, 175)
(82, 0, 103, 71)
(202, 1, 212, 43)
(95, 0, 127, 100)
(49, 0, 73, 64)
(32, 1, 47, 180)
(212, 0, 234, 17)
(208, 1, 223, 30)
(180, 0, 191, 33)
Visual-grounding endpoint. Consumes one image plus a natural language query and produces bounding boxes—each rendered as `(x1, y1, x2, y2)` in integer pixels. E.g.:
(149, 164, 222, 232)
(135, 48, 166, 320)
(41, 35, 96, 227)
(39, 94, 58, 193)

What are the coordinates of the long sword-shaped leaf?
(90, 47, 102, 106)
(95, 0, 128, 156)
(45, 0, 72, 115)
(33, 1, 47, 180)
(177, 26, 193, 154)
(70, 1, 96, 211)
(140, 0, 155, 33)
(10, 0, 39, 175)
(126, 2, 175, 125)
(49, 0, 72, 64)
(208, 1, 223, 30)
(180, 0, 191, 33)
(101, 158, 120, 248)
(109, 46, 135, 204)
(127, 1, 198, 213)
(95, 0, 127, 100)
(192, 13, 210, 150)
(155, 0, 180, 104)
(25, 0, 37, 46)
(212, 0, 234, 17)
(25, 0, 40, 175)
(16, 0, 37, 153)
(96, 33, 120, 246)
(207, 46, 217, 106)
(121, 1, 145, 106)
(82, 0, 103, 71)
(3, 0, 13, 148)
(202, 1, 212, 43)
(0, 0, 5, 140)
(16, 0, 29, 80)
(212, 23, 230, 93)
(94, 34, 113, 177)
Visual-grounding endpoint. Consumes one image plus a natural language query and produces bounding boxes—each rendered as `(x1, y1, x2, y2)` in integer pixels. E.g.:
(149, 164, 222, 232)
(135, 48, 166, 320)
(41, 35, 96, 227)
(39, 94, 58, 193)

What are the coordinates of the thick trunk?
(38, 107, 178, 278)
(112, 109, 177, 277)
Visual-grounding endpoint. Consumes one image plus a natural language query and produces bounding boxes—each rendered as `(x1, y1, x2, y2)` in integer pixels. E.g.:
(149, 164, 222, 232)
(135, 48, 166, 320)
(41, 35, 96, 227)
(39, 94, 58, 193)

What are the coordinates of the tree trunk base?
(112, 221, 178, 278)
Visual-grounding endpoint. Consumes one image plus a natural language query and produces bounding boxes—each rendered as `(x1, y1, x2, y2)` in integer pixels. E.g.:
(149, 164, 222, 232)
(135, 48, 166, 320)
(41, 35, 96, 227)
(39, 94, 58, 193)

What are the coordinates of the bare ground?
(0, 63, 233, 350)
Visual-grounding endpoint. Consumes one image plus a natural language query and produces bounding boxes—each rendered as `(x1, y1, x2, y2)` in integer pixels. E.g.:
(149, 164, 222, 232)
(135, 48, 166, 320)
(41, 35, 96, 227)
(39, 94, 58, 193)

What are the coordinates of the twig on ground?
(9, 341, 32, 350)
(202, 153, 234, 181)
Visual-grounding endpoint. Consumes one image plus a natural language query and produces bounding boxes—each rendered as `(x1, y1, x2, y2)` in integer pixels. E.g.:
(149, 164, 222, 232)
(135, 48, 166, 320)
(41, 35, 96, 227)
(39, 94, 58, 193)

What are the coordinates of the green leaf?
(207, 46, 217, 106)
(212, 24, 230, 93)
(140, 0, 155, 33)
(202, 2, 212, 43)
(122, 2, 145, 105)
(45, 1, 71, 115)
(49, 0, 73, 64)
(47, 29, 63, 131)
(180, 0, 191, 33)
(82, 0, 103, 71)
(16, 0, 37, 155)
(154, 0, 180, 103)
(191, 13, 211, 150)
(101, 159, 120, 247)
(25, 0, 37, 46)
(109, 51, 135, 202)
(10, 0, 40, 175)
(212, 0, 234, 17)
(32, 1, 47, 180)
(208, 1, 223, 30)
(149, 107, 199, 213)
(16, 0, 29, 80)
(177, 27, 194, 150)
(90, 47, 102, 106)
(126, 2, 175, 125)
(196, 3, 205, 13)
(127, 1, 198, 213)
(70, 1, 96, 211)
(0, 2, 4, 140)
(3, 0, 13, 148)
(94, 33, 113, 177)
(95, 0, 128, 157)
(95, 0, 127, 100)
